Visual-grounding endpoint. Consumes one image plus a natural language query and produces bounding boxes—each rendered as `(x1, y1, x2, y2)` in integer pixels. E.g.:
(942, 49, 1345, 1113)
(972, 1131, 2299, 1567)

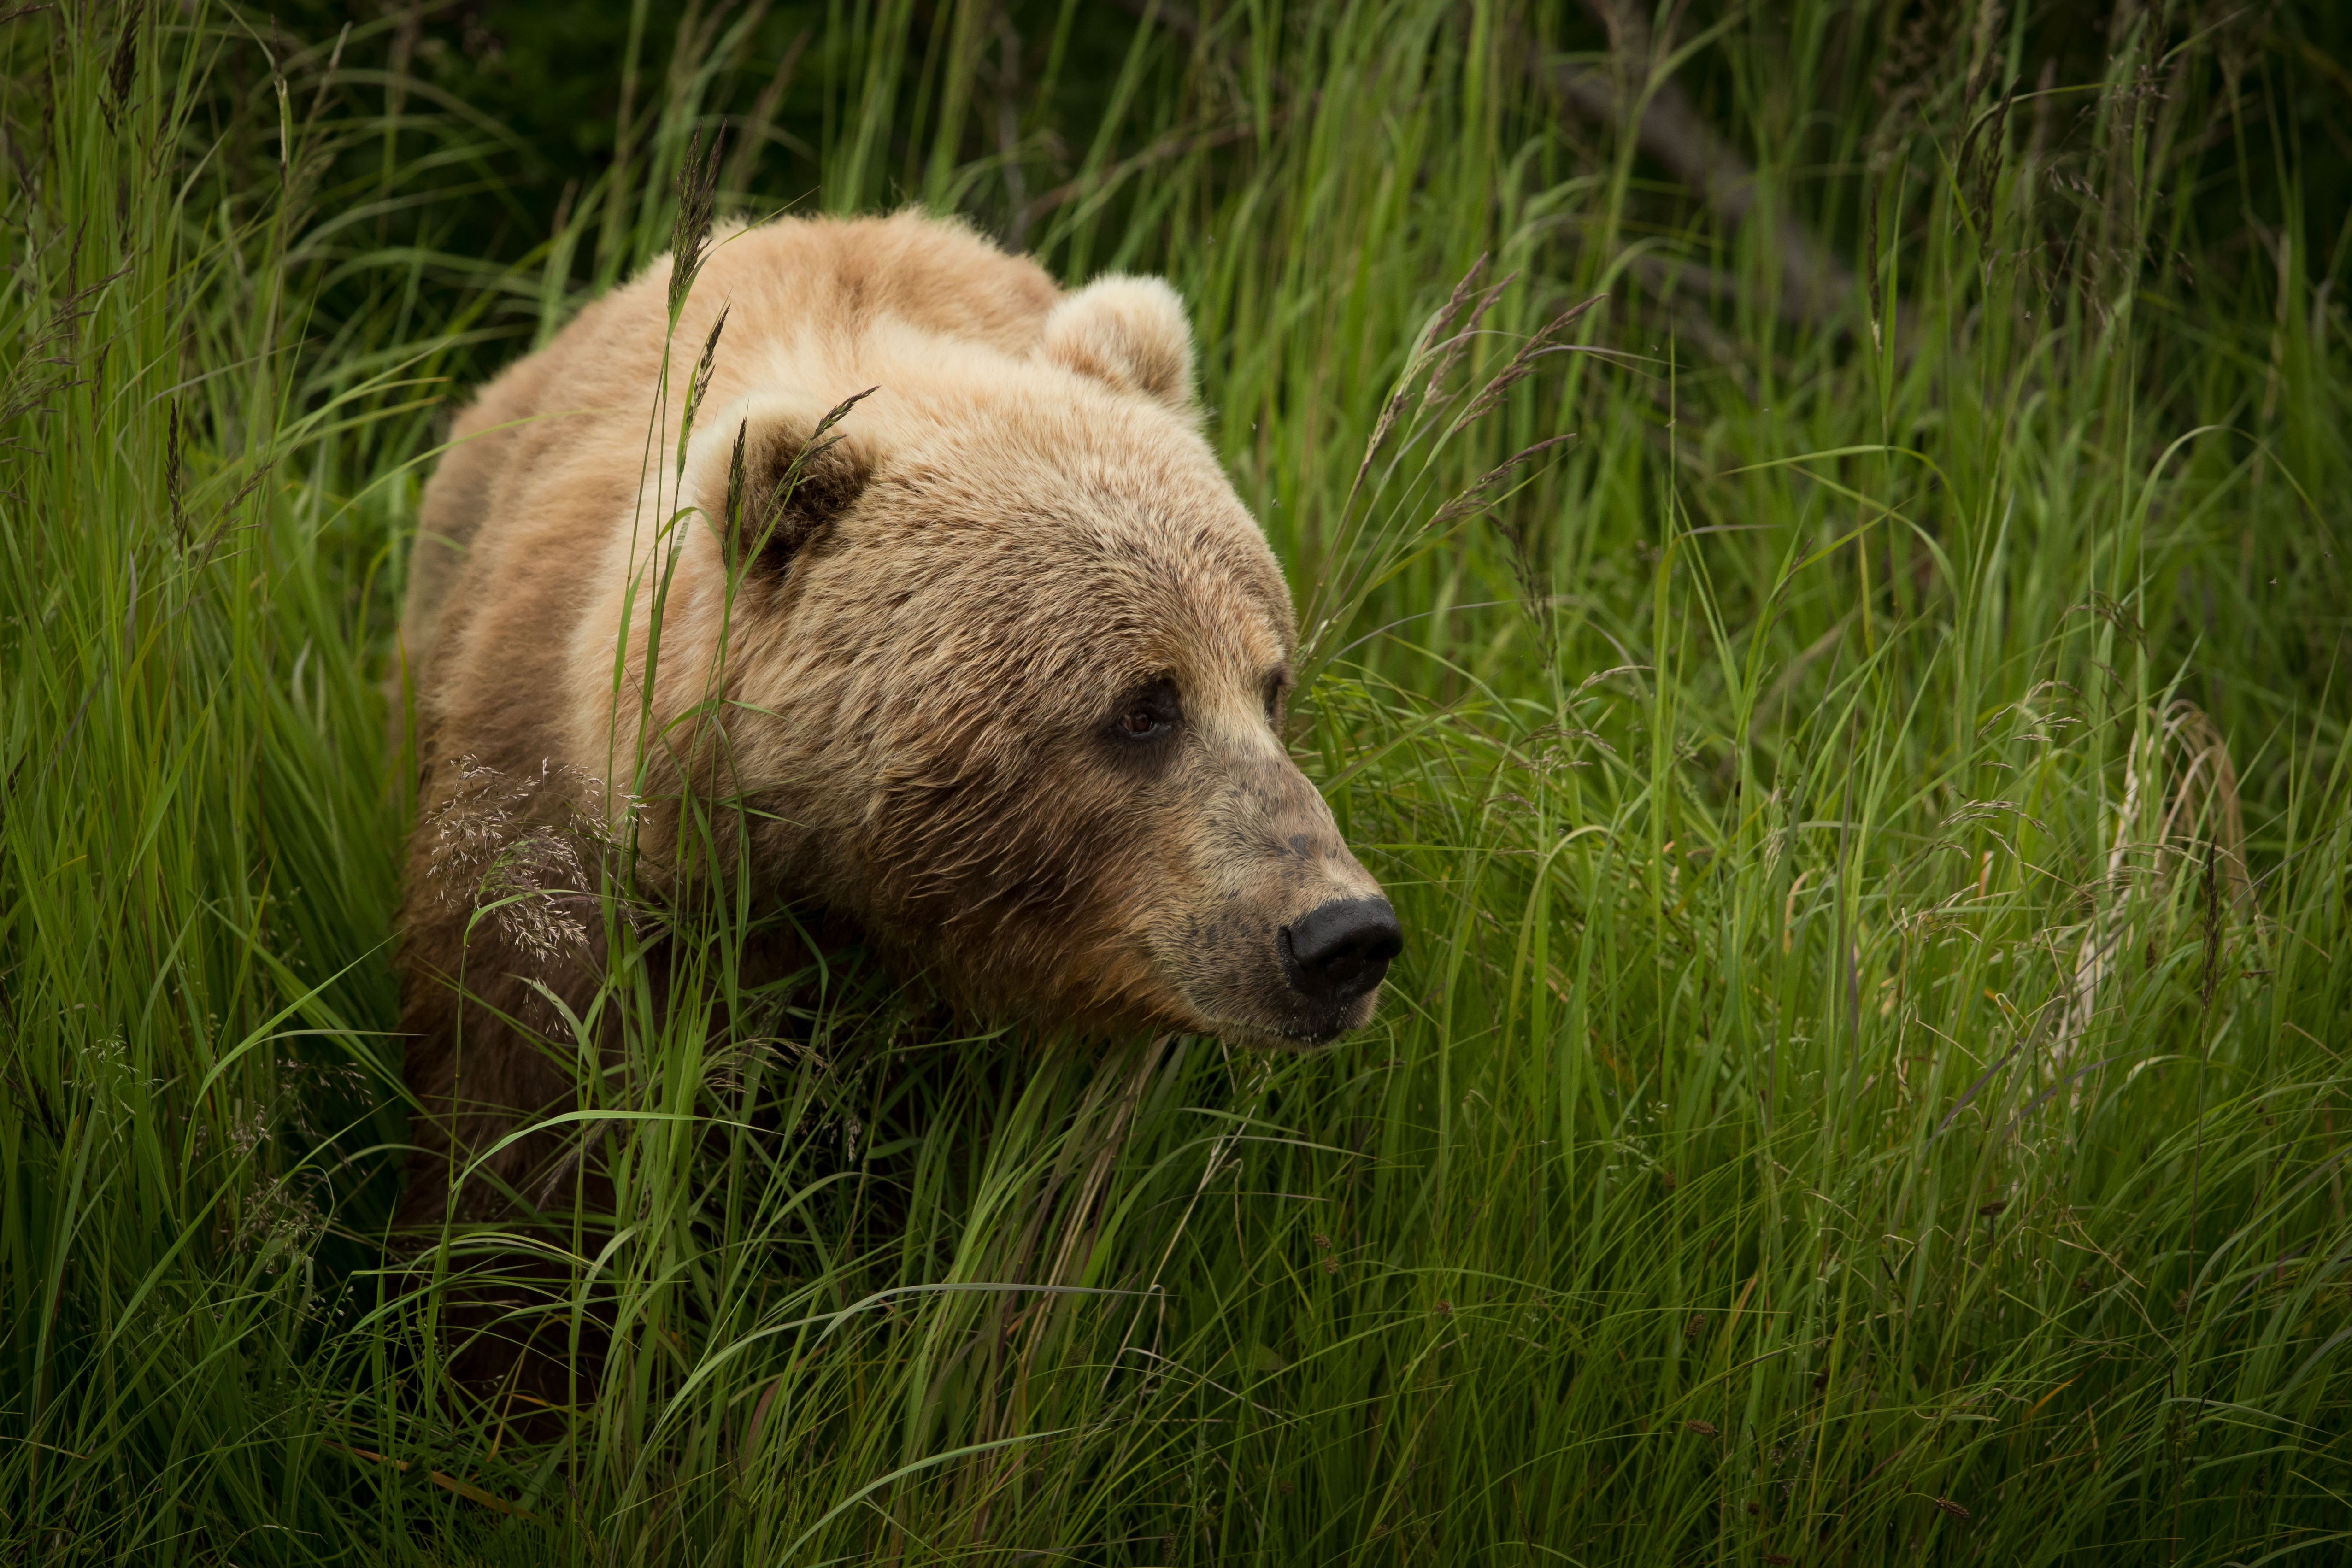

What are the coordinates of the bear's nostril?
(1278, 897, 1403, 1011)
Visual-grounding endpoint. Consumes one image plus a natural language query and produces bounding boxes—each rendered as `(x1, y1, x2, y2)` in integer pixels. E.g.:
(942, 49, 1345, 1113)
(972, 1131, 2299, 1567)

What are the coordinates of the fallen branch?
(323, 1439, 533, 1515)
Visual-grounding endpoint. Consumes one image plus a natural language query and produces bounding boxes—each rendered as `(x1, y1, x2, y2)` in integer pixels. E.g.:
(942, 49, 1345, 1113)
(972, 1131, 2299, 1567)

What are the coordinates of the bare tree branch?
(1547, 1, 1856, 326)
(1087, 0, 1852, 324)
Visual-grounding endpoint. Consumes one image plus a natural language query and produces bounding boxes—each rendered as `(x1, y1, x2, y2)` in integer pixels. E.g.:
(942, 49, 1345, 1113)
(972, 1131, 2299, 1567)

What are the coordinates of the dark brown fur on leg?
(392, 752, 627, 1418)
(393, 956, 625, 1423)
(391, 758, 832, 1414)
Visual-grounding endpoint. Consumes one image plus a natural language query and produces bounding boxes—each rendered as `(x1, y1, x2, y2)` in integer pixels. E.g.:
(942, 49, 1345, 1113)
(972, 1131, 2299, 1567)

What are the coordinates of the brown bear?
(393, 211, 1399, 1234)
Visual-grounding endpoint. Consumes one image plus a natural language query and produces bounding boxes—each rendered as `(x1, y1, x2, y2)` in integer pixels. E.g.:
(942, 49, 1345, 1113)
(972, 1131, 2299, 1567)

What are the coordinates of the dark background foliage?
(275, 1, 2352, 371)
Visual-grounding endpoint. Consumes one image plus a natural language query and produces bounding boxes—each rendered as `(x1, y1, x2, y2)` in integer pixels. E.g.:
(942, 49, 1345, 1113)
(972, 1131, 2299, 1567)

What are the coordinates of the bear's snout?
(1278, 897, 1402, 1033)
(1152, 737, 1401, 1048)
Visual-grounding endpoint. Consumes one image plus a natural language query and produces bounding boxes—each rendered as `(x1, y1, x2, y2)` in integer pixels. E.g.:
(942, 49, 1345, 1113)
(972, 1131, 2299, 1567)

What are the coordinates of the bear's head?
(597, 276, 1399, 1047)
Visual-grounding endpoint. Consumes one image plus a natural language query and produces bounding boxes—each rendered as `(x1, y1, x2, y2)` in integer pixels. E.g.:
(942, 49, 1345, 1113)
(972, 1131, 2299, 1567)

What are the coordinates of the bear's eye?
(1106, 678, 1181, 745)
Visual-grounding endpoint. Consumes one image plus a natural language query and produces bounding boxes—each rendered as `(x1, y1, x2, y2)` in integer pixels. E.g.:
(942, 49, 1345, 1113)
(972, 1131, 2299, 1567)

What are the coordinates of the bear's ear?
(719, 392, 876, 579)
(1040, 277, 1197, 413)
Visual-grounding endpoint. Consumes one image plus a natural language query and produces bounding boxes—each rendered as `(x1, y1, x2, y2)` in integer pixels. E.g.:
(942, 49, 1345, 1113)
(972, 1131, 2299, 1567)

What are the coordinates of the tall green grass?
(4, 1, 2348, 1562)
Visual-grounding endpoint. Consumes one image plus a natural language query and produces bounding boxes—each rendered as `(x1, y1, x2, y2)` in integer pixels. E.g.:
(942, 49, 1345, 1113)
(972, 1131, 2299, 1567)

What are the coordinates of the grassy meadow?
(5, 0, 2350, 1561)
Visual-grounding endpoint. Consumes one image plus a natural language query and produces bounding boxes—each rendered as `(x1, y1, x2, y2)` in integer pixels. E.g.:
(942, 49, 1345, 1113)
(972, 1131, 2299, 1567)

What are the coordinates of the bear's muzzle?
(1277, 896, 1403, 1039)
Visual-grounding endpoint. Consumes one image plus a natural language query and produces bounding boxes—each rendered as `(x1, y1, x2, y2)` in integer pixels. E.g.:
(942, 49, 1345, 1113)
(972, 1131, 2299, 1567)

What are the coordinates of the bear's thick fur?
(394, 212, 1398, 1231)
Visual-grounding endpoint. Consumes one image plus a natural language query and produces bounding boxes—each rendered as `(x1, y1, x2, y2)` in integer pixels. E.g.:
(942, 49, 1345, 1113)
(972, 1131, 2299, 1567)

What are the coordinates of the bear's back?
(702, 211, 1060, 357)
(396, 213, 1059, 763)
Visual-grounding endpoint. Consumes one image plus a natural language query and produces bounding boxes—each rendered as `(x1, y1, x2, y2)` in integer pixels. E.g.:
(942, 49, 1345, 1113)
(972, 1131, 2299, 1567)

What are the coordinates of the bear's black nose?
(1279, 897, 1403, 1010)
